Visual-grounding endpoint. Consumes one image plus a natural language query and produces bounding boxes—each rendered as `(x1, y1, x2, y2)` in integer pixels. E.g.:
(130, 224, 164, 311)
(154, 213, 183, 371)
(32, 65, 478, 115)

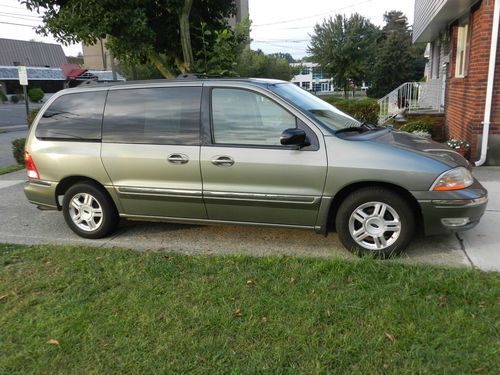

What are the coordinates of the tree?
(269, 52, 296, 64)
(20, 0, 236, 78)
(235, 49, 294, 81)
(367, 11, 426, 98)
(308, 14, 379, 97)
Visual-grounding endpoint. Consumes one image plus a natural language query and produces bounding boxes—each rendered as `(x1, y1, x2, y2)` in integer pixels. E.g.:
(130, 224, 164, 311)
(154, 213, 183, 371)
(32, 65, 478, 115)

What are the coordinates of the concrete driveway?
(0, 168, 498, 271)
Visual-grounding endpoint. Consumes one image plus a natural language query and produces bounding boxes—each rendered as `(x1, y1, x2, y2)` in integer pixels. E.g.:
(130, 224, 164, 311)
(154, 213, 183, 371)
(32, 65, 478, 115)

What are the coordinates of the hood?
(371, 130, 470, 169)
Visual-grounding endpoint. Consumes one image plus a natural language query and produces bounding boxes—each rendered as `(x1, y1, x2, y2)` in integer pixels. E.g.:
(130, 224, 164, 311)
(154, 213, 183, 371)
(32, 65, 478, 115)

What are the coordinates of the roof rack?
(176, 73, 223, 79)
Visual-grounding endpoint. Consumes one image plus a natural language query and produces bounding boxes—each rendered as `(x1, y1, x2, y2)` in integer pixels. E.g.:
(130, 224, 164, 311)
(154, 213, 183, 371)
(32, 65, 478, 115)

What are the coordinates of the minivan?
(24, 78, 488, 257)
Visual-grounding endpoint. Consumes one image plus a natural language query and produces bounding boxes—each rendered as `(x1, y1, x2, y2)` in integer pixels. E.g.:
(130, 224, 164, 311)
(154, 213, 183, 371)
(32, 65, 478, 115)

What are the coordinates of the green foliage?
(308, 14, 379, 96)
(235, 49, 294, 81)
(367, 11, 426, 98)
(10, 95, 19, 104)
(0, 91, 7, 103)
(28, 87, 44, 102)
(400, 118, 435, 136)
(21, 0, 236, 77)
(323, 97, 380, 124)
(27, 108, 40, 127)
(269, 52, 296, 64)
(11, 138, 26, 164)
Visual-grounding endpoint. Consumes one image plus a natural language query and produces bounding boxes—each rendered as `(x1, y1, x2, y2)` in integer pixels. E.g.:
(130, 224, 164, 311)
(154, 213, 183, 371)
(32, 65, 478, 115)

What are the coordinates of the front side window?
(211, 88, 296, 146)
(455, 24, 469, 78)
(102, 87, 201, 145)
(35, 91, 106, 140)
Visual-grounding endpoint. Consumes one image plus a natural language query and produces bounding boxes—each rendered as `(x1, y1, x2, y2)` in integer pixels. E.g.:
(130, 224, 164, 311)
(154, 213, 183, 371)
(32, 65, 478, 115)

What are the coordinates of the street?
(0, 102, 42, 128)
(1, 168, 499, 271)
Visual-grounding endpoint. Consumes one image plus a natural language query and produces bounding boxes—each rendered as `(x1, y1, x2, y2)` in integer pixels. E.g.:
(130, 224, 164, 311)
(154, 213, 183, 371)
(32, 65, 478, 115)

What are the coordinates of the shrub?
(27, 108, 40, 127)
(322, 97, 380, 124)
(12, 138, 26, 165)
(28, 87, 44, 102)
(0, 91, 7, 103)
(400, 118, 435, 136)
(10, 95, 19, 104)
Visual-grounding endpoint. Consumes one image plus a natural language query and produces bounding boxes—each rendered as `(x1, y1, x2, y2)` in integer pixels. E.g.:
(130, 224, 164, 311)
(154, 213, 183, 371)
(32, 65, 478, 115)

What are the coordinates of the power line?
(0, 14, 42, 23)
(253, 0, 374, 27)
(0, 11, 42, 19)
(0, 21, 38, 28)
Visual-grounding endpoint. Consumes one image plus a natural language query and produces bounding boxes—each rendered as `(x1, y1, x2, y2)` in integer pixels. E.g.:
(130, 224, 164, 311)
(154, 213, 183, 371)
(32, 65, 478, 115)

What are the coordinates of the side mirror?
(280, 128, 307, 147)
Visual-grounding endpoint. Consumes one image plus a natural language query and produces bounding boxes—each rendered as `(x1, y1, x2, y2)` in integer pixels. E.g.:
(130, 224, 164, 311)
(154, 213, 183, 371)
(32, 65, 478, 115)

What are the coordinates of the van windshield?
(269, 83, 361, 131)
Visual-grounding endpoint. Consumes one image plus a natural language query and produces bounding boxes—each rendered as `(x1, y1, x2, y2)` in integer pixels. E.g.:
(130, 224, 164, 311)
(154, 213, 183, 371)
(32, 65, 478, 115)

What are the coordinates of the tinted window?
(35, 91, 106, 140)
(211, 88, 296, 146)
(103, 87, 201, 145)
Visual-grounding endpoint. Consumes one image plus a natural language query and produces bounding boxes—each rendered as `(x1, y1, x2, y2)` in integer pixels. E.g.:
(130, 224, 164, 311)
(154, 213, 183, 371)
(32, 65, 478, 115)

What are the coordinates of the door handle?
(168, 153, 189, 164)
(211, 155, 234, 167)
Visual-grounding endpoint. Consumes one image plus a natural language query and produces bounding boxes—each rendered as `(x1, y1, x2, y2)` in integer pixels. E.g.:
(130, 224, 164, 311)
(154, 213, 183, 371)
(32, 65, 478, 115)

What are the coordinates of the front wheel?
(62, 182, 119, 239)
(335, 188, 415, 258)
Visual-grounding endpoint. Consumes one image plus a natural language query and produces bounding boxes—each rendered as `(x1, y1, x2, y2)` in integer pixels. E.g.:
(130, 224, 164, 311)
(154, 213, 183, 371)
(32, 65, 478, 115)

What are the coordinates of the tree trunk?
(179, 0, 194, 73)
(148, 51, 175, 79)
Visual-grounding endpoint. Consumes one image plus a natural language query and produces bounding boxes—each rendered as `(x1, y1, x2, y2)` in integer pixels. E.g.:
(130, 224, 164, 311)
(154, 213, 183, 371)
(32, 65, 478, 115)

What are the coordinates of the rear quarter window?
(35, 91, 107, 141)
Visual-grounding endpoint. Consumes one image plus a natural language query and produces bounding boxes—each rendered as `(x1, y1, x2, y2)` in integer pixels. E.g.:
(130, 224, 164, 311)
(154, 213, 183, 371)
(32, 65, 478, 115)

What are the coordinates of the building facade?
(290, 63, 334, 93)
(414, 0, 500, 164)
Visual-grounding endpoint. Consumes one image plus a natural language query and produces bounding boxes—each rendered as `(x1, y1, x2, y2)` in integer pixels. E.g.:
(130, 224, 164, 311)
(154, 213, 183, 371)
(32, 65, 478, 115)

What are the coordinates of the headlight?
(430, 167, 474, 191)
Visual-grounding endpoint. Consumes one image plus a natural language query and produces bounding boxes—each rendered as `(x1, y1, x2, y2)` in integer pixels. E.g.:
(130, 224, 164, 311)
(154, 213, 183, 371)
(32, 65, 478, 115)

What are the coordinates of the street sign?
(18, 66, 28, 85)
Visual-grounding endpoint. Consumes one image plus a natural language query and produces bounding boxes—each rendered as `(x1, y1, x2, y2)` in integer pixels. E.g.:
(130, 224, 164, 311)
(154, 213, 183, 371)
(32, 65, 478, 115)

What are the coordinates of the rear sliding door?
(101, 85, 206, 219)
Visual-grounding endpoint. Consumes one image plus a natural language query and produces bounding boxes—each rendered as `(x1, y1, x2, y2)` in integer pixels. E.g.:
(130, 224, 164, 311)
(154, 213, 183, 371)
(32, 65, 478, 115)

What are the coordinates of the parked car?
(23, 78, 488, 257)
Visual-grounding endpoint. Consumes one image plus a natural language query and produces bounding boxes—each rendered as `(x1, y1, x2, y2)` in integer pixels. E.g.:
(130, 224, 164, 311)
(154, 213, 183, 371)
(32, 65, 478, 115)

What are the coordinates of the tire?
(62, 182, 119, 239)
(335, 187, 415, 258)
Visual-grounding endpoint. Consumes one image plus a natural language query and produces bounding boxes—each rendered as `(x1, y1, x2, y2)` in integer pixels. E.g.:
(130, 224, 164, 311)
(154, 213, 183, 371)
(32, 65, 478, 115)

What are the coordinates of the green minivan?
(24, 78, 488, 257)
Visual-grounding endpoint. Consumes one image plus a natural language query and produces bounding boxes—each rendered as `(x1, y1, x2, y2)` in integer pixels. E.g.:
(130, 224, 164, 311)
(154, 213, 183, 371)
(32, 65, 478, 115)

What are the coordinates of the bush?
(12, 138, 26, 165)
(322, 97, 380, 124)
(27, 108, 40, 127)
(28, 87, 44, 102)
(10, 95, 19, 104)
(400, 118, 435, 136)
(0, 91, 7, 103)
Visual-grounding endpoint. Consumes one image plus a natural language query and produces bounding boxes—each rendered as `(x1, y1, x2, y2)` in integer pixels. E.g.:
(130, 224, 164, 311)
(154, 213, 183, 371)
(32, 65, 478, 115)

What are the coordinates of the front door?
(200, 87, 327, 226)
(101, 85, 206, 219)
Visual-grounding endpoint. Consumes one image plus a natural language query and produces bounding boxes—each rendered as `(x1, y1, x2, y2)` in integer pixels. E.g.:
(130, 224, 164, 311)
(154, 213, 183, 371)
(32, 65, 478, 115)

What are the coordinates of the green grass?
(1, 244, 499, 374)
(0, 164, 23, 175)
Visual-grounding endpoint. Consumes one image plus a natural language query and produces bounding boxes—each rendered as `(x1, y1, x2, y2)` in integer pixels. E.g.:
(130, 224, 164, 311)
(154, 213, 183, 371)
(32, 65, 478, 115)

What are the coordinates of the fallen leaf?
(95, 257, 102, 260)
(246, 279, 254, 286)
(478, 301, 486, 308)
(328, 283, 337, 289)
(0, 294, 8, 301)
(384, 332, 395, 344)
(47, 339, 59, 345)
(228, 297, 236, 302)
(289, 277, 296, 284)
(439, 294, 447, 303)
(111, 307, 119, 314)
(383, 363, 389, 369)
(234, 308, 242, 317)
(473, 368, 484, 373)
(261, 317, 268, 323)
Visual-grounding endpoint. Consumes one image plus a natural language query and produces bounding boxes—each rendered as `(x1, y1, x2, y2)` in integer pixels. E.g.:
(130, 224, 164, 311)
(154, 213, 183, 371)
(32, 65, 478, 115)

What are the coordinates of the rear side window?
(102, 87, 201, 145)
(35, 91, 106, 140)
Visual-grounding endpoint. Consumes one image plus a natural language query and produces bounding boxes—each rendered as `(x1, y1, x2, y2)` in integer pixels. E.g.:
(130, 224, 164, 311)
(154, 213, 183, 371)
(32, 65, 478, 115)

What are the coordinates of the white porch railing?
(377, 80, 443, 124)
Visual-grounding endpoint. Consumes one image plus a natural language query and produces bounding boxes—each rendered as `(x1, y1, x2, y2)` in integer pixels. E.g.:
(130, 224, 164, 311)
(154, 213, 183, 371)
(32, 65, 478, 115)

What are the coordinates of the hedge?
(322, 97, 380, 124)
(28, 87, 44, 102)
(399, 118, 435, 136)
(12, 138, 25, 165)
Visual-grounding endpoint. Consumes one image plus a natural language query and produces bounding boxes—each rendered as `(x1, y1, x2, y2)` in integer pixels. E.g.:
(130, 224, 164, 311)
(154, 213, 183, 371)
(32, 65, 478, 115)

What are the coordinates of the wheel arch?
(324, 181, 423, 234)
(55, 176, 116, 211)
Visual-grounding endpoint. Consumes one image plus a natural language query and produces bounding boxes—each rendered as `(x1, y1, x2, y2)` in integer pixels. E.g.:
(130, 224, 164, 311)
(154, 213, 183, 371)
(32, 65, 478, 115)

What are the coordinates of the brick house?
(413, 0, 500, 165)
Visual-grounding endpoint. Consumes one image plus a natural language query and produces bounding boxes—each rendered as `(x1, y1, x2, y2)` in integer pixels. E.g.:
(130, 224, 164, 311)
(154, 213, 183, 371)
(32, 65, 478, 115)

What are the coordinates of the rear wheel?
(62, 182, 118, 239)
(335, 187, 415, 258)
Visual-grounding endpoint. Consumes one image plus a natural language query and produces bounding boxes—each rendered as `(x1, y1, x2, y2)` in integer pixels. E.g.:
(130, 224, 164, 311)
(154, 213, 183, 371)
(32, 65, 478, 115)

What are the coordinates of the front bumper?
(411, 180, 488, 236)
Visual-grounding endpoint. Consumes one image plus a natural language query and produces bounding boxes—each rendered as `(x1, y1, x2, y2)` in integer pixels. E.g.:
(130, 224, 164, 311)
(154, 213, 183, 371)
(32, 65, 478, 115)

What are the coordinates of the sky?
(0, 0, 415, 59)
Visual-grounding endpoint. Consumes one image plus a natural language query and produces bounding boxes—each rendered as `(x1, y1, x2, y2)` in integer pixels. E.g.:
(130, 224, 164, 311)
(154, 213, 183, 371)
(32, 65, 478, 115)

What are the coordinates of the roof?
(413, 0, 478, 43)
(0, 66, 65, 80)
(0, 38, 68, 67)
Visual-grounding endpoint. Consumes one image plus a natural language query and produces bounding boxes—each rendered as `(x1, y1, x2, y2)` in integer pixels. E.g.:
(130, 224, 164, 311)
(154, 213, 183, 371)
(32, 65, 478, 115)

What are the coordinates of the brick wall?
(445, 0, 500, 161)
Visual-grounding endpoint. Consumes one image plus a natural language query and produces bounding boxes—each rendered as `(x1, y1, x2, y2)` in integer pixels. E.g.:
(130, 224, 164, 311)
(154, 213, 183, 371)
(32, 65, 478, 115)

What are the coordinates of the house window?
(455, 24, 468, 78)
(301, 81, 310, 90)
(300, 67, 311, 75)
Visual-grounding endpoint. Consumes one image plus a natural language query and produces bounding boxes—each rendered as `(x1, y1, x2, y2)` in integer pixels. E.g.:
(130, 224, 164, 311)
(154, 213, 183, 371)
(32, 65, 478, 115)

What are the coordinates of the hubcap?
(348, 201, 401, 251)
(68, 193, 103, 232)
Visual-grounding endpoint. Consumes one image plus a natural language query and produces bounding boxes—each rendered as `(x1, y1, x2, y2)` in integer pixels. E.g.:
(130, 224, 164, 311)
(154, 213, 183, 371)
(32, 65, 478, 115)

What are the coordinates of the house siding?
(413, 0, 448, 42)
(445, 0, 500, 161)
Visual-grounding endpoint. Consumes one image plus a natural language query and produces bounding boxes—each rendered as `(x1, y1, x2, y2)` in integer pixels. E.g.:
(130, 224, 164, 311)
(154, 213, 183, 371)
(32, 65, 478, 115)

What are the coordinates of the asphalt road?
(0, 102, 42, 128)
(0, 130, 27, 167)
(0, 169, 482, 269)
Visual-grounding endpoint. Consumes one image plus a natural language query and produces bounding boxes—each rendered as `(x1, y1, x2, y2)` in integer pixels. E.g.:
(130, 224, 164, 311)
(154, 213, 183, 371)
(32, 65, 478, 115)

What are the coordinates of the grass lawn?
(1, 244, 498, 374)
(0, 164, 23, 175)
